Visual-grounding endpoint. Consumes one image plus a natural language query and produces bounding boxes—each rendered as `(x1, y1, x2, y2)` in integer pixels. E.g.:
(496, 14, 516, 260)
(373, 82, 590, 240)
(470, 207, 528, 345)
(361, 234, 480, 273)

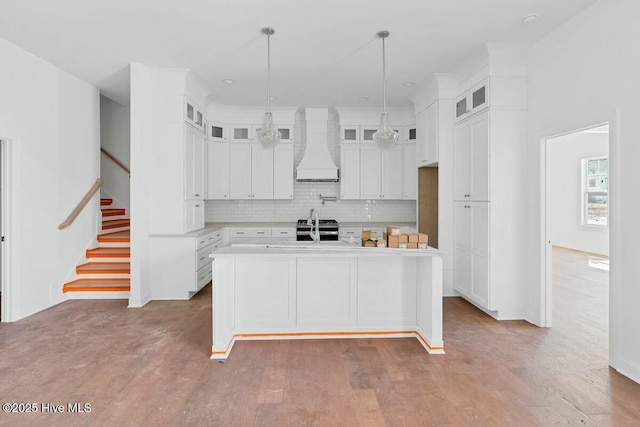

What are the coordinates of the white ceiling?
(0, 0, 597, 107)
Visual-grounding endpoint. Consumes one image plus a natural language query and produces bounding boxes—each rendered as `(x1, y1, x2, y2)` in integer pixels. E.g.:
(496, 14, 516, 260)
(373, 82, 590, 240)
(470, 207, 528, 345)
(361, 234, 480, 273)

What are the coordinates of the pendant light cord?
(267, 32, 271, 113)
(382, 35, 387, 114)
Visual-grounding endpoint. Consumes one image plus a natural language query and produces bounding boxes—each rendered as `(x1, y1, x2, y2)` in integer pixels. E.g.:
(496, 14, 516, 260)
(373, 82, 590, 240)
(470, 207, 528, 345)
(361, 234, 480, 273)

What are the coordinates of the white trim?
(0, 130, 17, 322)
(540, 112, 617, 357)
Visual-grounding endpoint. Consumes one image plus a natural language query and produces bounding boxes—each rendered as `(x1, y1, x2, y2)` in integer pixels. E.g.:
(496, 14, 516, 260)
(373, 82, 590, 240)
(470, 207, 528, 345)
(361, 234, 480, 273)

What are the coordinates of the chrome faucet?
(307, 208, 320, 244)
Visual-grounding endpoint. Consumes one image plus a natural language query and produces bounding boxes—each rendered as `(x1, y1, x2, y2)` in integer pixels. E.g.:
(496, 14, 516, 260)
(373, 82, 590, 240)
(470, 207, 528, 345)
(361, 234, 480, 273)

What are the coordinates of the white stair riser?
(101, 215, 128, 221)
(101, 226, 130, 233)
(98, 241, 131, 248)
(86, 256, 130, 263)
(77, 273, 130, 280)
(65, 291, 130, 300)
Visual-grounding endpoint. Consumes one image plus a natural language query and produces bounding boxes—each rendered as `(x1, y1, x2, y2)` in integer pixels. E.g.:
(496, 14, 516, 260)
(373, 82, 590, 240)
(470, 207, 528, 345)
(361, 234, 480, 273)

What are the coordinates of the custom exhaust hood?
(295, 108, 339, 182)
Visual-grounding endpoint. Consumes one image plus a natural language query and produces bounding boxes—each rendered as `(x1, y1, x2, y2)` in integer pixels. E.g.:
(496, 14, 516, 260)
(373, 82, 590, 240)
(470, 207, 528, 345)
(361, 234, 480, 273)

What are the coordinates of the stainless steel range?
(296, 219, 339, 241)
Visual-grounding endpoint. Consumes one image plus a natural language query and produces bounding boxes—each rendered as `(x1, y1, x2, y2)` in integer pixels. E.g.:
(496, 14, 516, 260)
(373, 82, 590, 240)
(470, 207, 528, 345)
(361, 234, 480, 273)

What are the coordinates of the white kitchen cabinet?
(417, 101, 439, 166)
(382, 144, 404, 199)
(403, 142, 417, 200)
(453, 110, 489, 201)
(229, 143, 252, 199)
(206, 140, 230, 199)
(185, 97, 205, 132)
(360, 126, 378, 144)
(229, 125, 253, 142)
(150, 228, 222, 299)
(451, 99, 527, 319)
(455, 78, 489, 123)
(184, 199, 205, 233)
(339, 227, 362, 240)
(273, 143, 294, 199)
(340, 125, 360, 143)
(208, 122, 228, 142)
(340, 144, 360, 200)
(454, 202, 490, 309)
(360, 144, 403, 200)
(185, 125, 206, 200)
(360, 145, 382, 199)
(251, 143, 274, 199)
(405, 125, 417, 144)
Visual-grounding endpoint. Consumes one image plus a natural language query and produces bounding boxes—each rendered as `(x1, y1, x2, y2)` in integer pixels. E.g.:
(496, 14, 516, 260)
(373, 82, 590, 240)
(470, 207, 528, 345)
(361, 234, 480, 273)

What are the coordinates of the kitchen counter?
(209, 243, 444, 360)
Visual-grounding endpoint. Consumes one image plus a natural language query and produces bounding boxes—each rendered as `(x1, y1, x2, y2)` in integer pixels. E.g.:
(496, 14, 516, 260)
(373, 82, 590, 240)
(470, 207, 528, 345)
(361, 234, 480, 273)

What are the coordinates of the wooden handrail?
(101, 148, 130, 176)
(58, 178, 102, 230)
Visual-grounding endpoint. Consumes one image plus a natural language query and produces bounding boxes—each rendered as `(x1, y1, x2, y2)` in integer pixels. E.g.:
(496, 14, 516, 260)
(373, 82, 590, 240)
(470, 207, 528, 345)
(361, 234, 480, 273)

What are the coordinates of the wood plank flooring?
(0, 246, 638, 426)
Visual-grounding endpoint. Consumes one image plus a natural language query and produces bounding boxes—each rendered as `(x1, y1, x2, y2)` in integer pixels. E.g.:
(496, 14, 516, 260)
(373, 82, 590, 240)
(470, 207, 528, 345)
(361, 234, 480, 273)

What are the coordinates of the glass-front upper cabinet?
(340, 126, 360, 143)
(454, 78, 489, 123)
(184, 97, 205, 132)
(229, 125, 253, 142)
(208, 122, 227, 142)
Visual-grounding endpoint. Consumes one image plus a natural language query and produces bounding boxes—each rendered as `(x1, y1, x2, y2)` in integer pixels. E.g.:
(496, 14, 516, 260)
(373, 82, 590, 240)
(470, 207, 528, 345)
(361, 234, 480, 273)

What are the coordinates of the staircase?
(63, 198, 130, 299)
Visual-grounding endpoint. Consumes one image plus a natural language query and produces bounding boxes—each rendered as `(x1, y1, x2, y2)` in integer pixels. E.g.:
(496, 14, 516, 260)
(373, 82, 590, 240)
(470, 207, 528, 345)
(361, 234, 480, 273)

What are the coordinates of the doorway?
(0, 137, 10, 322)
(544, 124, 610, 330)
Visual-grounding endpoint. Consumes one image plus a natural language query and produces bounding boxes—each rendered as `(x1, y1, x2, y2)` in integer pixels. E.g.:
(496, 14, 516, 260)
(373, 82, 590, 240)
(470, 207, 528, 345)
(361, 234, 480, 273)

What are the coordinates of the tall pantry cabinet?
(452, 76, 527, 319)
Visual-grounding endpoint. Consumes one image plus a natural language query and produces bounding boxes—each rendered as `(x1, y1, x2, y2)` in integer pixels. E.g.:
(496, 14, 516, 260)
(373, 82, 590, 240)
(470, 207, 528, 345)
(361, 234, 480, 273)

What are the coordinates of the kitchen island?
(209, 243, 444, 359)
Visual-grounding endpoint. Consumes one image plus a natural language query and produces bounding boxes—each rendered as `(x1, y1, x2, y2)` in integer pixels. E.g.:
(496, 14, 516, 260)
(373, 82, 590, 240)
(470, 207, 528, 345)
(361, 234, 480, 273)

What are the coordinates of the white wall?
(100, 95, 130, 211)
(0, 37, 100, 321)
(129, 63, 152, 308)
(549, 130, 608, 255)
(527, 0, 640, 382)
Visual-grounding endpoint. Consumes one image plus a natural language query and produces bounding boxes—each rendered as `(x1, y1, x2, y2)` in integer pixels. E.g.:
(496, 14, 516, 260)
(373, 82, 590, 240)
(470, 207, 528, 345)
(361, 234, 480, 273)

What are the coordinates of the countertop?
(210, 242, 442, 257)
(151, 221, 418, 238)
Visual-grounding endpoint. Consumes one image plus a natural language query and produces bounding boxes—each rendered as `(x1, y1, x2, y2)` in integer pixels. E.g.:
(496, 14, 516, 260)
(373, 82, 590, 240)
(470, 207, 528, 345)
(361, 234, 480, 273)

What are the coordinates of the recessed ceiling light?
(359, 97, 369, 102)
(223, 79, 235, 84)
(521, 14, 539, 24)
(402, 82, 415, 87)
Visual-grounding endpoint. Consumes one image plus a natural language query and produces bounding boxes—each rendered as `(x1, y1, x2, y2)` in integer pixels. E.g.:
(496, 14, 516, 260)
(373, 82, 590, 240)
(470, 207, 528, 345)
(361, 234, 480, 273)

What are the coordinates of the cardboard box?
(386, 226, 401, 237)
(407, 233, 419, 243)
(364, 240, 376, 248)
(418, 233, 428, 243)
(387, 235, 400, 244)
(361, 230, 372, 241)
(377, 239, 387, 248)
(388, 241, 399, 248)
(398, 242, 408, 249)
(399, 234, 409, 243)
(418, 242, 428, 249)
(407, 242, 418, 249)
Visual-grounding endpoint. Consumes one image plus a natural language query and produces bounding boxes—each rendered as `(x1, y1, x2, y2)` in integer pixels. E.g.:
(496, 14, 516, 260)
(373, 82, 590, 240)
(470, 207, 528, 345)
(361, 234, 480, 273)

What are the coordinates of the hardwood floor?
(0, 247, 638, 426)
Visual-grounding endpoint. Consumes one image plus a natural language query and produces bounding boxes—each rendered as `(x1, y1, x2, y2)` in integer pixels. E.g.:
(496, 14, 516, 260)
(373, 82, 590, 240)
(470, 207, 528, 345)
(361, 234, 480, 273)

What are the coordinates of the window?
(582, 156, 608, 226)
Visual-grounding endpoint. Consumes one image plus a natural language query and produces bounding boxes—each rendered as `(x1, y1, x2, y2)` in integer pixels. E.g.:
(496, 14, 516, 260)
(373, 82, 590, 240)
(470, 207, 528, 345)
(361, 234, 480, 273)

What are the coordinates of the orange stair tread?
(87, 247, 130, 255)
(63, 278, 130, 292)
(97, 230, 130, 242)
(76, 262, 130, 273)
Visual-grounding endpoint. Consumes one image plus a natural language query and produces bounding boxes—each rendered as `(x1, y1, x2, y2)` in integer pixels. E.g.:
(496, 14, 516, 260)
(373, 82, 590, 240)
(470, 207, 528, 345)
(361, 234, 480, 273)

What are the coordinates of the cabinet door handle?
(237, 231, 245, 235)
(195, 194, 199, 197)
(195, 204, 200, 207)
(199, 256, 206, 261)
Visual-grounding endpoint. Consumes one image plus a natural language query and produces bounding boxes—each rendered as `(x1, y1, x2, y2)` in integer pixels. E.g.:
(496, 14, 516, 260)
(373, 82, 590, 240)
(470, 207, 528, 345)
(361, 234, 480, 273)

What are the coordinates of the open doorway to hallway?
(545, 124, 610, 343)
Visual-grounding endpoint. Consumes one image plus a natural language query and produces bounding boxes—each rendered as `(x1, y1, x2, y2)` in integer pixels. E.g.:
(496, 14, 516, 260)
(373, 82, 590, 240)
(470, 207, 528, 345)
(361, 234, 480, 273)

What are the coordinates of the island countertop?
(210, 242, 443, 258)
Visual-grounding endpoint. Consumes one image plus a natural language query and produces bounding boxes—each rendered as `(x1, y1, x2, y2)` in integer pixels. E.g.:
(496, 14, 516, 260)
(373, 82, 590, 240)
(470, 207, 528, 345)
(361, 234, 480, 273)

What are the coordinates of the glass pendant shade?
(257, 111, 281, 149)
(373, 30, 398, 150)
(372, 112, 398, 149)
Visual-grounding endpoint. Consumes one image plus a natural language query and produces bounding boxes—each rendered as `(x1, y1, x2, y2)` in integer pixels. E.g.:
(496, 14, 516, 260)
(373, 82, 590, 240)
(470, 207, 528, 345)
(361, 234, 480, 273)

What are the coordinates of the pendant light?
(372, 30, 398, 149)
(256, 27, 281, 149)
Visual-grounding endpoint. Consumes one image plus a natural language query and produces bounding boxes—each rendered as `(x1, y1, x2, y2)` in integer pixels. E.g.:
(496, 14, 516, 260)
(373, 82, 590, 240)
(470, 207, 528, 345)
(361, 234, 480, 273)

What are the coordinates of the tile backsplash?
(205, 109, 417, 223)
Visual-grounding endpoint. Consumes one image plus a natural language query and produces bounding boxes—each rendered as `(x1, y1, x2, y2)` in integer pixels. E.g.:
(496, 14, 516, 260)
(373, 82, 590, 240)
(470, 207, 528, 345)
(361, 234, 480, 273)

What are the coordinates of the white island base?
(210, 244, 444, 359)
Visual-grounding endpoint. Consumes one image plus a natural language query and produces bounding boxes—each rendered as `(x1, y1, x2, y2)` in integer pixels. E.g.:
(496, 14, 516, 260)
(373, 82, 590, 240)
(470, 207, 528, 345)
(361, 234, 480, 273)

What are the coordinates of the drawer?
(195, 263, 212, 292)
(196, 245, 215, 271)
(228, 227, 272, 238)
(339, 227, 362, 238)
(197, 229, 223, 250)
(272, 227, 296, 238)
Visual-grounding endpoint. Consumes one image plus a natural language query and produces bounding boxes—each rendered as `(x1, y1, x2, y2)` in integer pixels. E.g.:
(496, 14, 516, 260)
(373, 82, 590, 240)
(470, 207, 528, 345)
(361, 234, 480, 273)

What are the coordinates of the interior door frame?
(539, 111, 617, 332)
(0, 133, 15, 322)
